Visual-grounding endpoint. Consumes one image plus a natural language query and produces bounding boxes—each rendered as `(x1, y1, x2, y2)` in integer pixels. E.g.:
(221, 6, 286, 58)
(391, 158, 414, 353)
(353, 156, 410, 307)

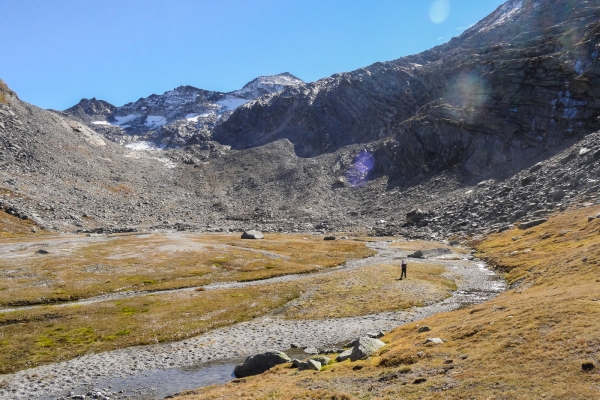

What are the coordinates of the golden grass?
(283, 262, 456, 320)
(0, 234, 456, 375)
(177, 205, 600, 399)
(0, 233, 375, 306)
(0, 210, 44, 238)
(0, 283, 300, 374)
(0, 80, 9, 104)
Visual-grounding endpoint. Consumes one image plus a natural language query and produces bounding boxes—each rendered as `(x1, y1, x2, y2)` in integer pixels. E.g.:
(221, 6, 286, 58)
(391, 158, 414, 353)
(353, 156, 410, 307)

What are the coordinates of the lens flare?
(448, 72, 490, 110)
(346, 150, 375, 188)
(430, 0, 450, 24)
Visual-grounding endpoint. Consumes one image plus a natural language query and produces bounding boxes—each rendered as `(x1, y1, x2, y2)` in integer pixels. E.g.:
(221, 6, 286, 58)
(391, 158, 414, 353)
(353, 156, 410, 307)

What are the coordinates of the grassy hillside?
(0, 207, 42, 238)
(177, 204, 600, 399)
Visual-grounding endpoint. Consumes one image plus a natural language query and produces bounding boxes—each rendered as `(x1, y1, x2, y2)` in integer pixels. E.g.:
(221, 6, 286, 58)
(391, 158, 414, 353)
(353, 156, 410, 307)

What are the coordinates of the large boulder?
(233, 351, 290, 377)
(310, 356, 330, 366)
(406, 209, 424, 224)
(336, 349, 352, 362)
(241, 230, 264, 239)
(349, 337, 386, 361)
(518, 219, 547, 230)
(298, 359, 322, 371)
(408, 248, 452, 259)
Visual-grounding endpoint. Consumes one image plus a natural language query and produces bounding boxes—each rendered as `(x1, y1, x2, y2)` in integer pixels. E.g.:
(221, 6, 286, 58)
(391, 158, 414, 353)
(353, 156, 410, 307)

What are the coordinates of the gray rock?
(366, 331, 385, 339)
(518, 219, 547, 230)
(408, 248, 452, 259)
(233, 350, 290, 377)
(406, 209, 424, 224)
(241, 230, 264, 239)
(417, 326, 431, 333)
(306, 359, 321, 371)
(520, 175, 536, 186)
(336, 349, 352, 362)
(298, 359, 321, 371)
(349, 337, 386, 361)
(309, 356, 330, 366)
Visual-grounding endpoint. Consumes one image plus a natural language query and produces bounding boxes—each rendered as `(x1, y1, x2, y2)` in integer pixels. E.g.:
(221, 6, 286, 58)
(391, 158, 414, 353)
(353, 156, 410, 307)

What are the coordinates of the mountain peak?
(64, 97, 116, 121)
(234, 73, 304, 99)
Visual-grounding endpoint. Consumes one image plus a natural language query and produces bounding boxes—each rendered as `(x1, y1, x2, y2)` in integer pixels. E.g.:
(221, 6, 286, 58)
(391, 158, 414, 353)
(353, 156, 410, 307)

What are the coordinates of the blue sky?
(1, 0, 506, 110)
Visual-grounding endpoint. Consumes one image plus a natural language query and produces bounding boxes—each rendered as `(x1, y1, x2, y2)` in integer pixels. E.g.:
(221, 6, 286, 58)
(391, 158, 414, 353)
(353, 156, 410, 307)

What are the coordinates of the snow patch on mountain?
(65, 72, 304, 150)
(233, 72, 303, 99)
(113, 114, 139, 126)
(124, 141, 165, 151)
(145, 115, 167, 128)
(467, 0, 524, 34)
(217, 97, 251, 110)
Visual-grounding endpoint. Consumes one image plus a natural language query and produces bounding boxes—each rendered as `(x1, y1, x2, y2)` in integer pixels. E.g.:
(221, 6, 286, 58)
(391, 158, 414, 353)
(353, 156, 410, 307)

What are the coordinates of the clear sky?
(1, 0, 506, 110)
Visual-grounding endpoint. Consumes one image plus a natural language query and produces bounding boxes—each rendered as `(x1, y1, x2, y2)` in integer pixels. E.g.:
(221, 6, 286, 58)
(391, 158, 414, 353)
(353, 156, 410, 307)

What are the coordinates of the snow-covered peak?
(233, 72, 304, 99)
(64, 72, 304, 150)
(464, 0, 524, 35)
(477, 0, 523, 33)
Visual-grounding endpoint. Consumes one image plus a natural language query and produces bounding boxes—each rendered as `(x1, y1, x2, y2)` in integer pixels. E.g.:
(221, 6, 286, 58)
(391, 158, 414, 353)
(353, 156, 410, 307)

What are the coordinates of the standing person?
(400, 260, 407, 280)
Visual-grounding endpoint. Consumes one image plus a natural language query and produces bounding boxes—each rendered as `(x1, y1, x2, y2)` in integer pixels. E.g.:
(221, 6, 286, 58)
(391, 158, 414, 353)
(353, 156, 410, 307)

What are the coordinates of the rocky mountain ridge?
(2, 0, 600, 240)
(61, 72, 303, 148)
(213, 0, 600, 180)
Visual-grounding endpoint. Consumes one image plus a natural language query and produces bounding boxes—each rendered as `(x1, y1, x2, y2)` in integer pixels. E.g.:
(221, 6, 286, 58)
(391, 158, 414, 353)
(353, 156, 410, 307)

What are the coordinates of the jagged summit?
(64, 98, 116, 122)
(61, 73, 304, 148)
(233, 72, 304, 99)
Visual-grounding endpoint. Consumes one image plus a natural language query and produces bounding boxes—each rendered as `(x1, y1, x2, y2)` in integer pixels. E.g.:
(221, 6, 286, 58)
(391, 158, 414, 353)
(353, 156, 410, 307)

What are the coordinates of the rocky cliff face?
(212, 0, 600, 180)
(62, 73, 304, 148)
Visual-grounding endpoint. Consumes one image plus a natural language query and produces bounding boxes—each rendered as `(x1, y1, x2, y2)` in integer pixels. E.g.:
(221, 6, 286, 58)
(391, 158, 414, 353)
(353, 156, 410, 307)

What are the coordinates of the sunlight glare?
(430, 0, 450, 24)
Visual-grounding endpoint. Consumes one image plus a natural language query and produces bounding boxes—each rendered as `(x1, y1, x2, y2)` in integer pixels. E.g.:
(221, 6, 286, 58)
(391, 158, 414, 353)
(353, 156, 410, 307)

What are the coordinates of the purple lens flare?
(346, 150, 375, 187)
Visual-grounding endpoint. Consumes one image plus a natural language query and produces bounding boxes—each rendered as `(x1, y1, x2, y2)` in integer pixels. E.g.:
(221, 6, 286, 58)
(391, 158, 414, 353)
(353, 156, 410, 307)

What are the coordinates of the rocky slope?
(2, 0, 600, 239)
(213, 0, 600, 175)
(60, 73, 303, 148)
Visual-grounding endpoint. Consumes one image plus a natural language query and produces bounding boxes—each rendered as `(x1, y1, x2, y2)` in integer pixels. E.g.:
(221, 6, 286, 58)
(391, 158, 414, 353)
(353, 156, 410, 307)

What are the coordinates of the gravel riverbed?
(0, 242, 505, 399)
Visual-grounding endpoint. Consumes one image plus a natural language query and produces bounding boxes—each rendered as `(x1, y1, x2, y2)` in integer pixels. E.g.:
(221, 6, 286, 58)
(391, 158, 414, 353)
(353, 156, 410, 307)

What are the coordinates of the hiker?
(400, 260, 407, 280)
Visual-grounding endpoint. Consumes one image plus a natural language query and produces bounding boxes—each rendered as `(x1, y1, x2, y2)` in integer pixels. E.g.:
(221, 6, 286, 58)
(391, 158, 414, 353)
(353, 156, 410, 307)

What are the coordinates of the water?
(65, 361, 238, 400)
(62, 347, 313, 399)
